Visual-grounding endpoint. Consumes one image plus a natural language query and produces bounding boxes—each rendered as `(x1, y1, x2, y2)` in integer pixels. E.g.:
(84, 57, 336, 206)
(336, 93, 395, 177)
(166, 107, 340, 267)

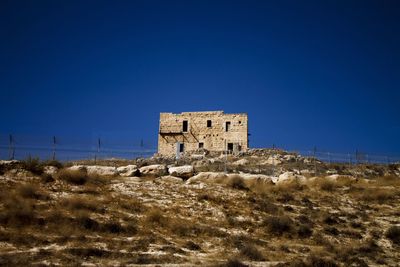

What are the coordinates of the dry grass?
(57, 168, 109, 185)
(386, 226, 400, 245)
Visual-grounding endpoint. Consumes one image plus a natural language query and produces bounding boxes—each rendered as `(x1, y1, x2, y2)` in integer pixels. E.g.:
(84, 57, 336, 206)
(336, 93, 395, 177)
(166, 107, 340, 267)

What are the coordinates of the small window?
(227, 143, 233, 151)
(198, 142, 204, 149)
(207, 120, 212, 127)
(182, 120, 188, 132)
(225, 121, 231, 132)
(179, 143, 185, 152)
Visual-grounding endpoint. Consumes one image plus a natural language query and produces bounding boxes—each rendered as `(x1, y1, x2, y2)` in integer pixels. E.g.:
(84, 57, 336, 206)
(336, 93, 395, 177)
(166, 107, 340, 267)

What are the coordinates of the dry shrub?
(62, 196, 101, 213)
(21, 157, 44, 175)
(224, 258, 249, 267)
(358, 188, 396, 203)
(145, 208, 169, 226)
(297, 224, 313, 238)
(263, 215, 294, 236)
(239, 243, 264, 261)
(184, 240, 201, 250)
(376, 175, 400, 186)
(386, 226, 400, 245)
(319, 179, 337, 191)
(57, 169, 108, 185)
(227, 175, 248, 190)
(0, 195, 35, 227)
(119, 198, 145, 213)
(16, 183, 48, 200)
(197, 193, 224, 204)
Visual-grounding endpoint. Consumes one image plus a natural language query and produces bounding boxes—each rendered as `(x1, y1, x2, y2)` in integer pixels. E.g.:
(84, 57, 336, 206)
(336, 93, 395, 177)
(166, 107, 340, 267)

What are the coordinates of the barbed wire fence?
(1, 134, 399, 165)
(0, 134, 157, 162)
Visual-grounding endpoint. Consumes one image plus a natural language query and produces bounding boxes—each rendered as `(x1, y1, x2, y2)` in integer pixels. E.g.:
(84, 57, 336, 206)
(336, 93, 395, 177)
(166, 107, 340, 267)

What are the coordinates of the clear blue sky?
(1, 0, 399, 154)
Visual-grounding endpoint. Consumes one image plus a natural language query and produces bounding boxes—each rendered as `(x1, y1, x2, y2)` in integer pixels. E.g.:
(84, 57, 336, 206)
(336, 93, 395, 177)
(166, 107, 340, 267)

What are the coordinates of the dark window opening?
(207, 120, 212, 127)
(198, 142, 204, 149)
(179, 143, 185, 152)
(225, 121, 231, 132)
(227, 143, 233, 151)
(182, 120, 188, 132)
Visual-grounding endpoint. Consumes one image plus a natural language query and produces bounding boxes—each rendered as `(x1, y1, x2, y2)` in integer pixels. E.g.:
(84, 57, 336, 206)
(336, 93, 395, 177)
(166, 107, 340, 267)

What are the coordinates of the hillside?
(0, 150, 399, 266)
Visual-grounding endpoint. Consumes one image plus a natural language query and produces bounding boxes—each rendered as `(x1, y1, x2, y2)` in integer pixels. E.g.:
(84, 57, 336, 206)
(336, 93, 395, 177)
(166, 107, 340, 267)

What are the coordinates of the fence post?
(313, 146, 317, 175)
(52, 136, 57, 161)
(8, 134, 15, 160)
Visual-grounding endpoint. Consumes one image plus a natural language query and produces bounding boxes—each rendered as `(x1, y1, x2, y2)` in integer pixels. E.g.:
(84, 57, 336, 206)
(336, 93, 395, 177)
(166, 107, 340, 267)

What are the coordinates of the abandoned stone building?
(158, 111, 248, 156)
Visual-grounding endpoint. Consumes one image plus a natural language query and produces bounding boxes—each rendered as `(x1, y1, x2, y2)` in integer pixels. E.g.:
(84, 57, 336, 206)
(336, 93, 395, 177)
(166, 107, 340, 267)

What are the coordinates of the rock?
(44, 166, 58, 175)
(160, 175, 184, 183)
(0, 160, 19, 165)
(326, 169, 338, 175)
(277, 171, 306, 184)
(190, 154, 205, 160)
(67, 165, 118, 176)
(117, 165, 139, 177)
(168, 165, 194, 179)
(237, 173, 277, 184)
(186, 172, 228, 184)
(261, 156, 282, 166)
(300, 169, 313, 175)
(232, 159, 249, 166)
(283, 155, 296, 162)
(139, 164, 167, 177)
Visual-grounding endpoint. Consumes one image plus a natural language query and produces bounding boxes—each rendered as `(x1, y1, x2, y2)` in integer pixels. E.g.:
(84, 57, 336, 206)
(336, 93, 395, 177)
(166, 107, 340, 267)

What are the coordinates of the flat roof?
(160, 111, 247, 116)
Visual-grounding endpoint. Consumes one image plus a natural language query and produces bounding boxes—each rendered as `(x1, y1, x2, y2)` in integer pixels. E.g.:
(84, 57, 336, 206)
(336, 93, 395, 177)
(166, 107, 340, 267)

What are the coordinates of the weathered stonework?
(158, 111, 248, 156)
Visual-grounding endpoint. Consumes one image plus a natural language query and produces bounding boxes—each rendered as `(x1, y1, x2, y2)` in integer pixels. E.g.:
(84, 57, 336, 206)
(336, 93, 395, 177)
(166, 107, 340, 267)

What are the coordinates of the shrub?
(228, 175, 248, 190)
(40, 173, 55, 183)
(386, 226, 400, 245)
(16, 183, 48, 200)
(263, 215, 294, 236)
(297, 224, 313, 238)
(21, 157, 44, 175)
(57, 168, 108, 185)
(0, 196, 35, 227)
(185, 241, 201, 250)
(58, 169, 88, 185)
(224, 258, 249, 267)
(145, 208, 169, 226)
(239, 243, 264, 261)
(359, 189, 395, 203)
(319, 179, 337, 192)
(63, 197, 100, 212)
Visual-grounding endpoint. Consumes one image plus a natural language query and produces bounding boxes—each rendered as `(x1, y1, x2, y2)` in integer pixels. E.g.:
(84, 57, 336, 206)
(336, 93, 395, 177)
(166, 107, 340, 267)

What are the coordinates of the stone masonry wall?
(158, 111, 248, 156)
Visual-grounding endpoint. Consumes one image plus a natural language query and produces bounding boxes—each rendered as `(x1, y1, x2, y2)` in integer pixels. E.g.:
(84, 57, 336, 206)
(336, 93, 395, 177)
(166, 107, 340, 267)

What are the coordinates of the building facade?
(158, 111, 248, 156)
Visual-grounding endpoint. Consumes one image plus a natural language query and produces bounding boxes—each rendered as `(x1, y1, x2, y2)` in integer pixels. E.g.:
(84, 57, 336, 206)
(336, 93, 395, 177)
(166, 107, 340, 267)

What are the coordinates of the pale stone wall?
(158, 111, 248, 156)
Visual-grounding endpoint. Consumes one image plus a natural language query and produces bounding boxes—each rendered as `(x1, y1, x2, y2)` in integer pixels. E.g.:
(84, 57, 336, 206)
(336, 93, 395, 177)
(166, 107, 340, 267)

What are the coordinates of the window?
(182, 120, 188, 132)
(198, 142, 204, 149)
(225, 121, 231, 132)
(179, 143, 185, 152)
(207, 120, 212, 127)
(227, 143, 233, 151)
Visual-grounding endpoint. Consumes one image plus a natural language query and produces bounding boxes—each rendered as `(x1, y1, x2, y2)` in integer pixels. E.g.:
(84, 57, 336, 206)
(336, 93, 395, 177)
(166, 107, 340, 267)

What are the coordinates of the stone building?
(158, 111, 248, 156)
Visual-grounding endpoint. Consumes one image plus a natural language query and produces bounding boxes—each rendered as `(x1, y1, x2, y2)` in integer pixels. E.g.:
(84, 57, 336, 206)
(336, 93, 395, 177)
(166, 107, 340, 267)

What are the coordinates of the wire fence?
(0, 134, 157, 162)
(0, 134, 399, 164)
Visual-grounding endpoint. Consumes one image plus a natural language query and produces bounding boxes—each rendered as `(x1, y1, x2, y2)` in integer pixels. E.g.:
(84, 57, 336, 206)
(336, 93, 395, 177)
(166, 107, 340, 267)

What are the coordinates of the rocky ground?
(0, 149, 399, 266)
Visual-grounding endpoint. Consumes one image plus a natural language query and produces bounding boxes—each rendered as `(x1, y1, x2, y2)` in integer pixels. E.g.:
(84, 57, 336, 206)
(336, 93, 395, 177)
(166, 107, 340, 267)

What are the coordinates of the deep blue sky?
(1, 0, 399, 154)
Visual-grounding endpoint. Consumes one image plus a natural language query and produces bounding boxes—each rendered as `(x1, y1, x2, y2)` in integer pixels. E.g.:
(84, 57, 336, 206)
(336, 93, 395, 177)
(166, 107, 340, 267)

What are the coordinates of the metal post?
(313, 146, 317, 175)
(9, 134, 15, 160)
(52, 136, 56, 160)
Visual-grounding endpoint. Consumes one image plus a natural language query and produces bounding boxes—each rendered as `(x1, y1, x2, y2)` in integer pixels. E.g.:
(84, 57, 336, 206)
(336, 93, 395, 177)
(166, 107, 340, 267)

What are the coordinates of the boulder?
(168, 165, 194, 179)
(232, 159, 249, 166)
(117, 165, 139, 177)
(44, 166, 58, 175)
(68, 165, 118, 176)
(160, 175, 184, 183)
(277, 171, 306, 184)
(139, 164, 167, 177)
(186, 172, 228, 184)
(261, 156, 282, 166)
